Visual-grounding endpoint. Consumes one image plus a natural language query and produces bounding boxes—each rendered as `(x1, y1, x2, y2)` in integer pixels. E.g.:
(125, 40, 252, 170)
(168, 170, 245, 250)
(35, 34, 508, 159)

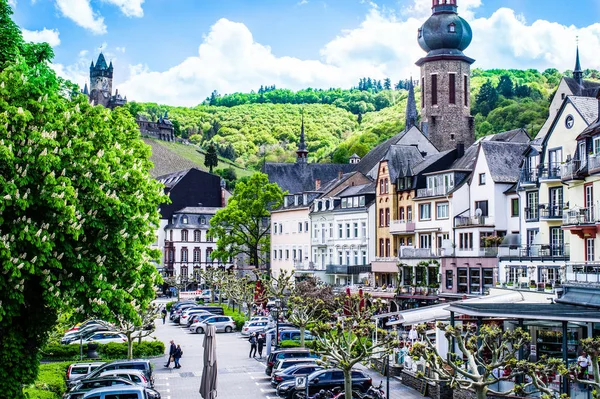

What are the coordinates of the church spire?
(574, 42, 583, 87)
(405, 77, 418, 131)
(296, 112, 308, 164)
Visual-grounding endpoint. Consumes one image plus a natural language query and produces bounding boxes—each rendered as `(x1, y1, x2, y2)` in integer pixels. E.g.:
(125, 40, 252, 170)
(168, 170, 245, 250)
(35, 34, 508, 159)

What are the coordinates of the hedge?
(220, 304, 247, 330)
(24, 361, 71, 399)
(166, 301, 176, 312)
(279, 340, 319, 350)
(42, 341, 165, 360)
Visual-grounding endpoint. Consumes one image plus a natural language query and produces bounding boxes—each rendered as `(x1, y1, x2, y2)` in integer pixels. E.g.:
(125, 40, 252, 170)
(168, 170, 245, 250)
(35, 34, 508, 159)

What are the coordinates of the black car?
(65, 376, 161, 399)
(266, 349, 317, 376)
(79, 359, 155, 388)
(276, 368, 371, 399)
(271, 364, 324, 388)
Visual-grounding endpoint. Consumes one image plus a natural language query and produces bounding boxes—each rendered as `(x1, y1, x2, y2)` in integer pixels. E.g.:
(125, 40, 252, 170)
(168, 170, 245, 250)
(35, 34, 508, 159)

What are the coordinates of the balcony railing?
(538, 162, 562, 180)
(589, 155, 600, 174)
(389, 219, 415, 234)
(520, 168, 538, 185)
(325, 264, 371, 275)
(563, 206, 597, 225)
(499, 244, 570, 261)
(416, 186, 452, 198)
(567, 262, 600, 284)
(455, 215, 490, 227)
(561, 159, 588, 182)
(538, 203, 563, 219)
(399, 247, 436, 258)
(524, 207, 539, 221)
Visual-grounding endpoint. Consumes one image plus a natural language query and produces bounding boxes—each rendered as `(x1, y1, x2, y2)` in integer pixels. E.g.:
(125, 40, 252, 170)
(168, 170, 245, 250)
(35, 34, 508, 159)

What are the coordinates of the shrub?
(42, 341, 165, 360)
(42, 344, 81, 360)
(220, 304, 247, 330)
(166, 301, 176, 312)
(23, 388, 59, 399)
(279, 340, 301, 348)
(26, 362, 71, 397)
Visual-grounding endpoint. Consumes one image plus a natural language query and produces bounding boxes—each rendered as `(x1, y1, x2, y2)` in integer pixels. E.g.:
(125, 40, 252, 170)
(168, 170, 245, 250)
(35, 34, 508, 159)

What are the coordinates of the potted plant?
(506, 281, 514, 287)
(529, 280, 537, 291)
(544, 283, 553, 292)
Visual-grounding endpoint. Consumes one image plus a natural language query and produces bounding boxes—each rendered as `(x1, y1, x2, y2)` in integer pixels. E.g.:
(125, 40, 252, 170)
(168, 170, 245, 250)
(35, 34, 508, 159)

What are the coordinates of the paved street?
(150, 300, 422, 399)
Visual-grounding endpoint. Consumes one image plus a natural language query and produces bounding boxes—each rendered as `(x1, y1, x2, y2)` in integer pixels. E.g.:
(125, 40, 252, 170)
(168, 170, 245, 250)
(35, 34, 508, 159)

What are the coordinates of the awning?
(500, 234, 520, 248)
(556, 285, 600, 308)
(446, 302, 600, 323)
(371, 261, 398, 273)
(396, 295, 439, 300)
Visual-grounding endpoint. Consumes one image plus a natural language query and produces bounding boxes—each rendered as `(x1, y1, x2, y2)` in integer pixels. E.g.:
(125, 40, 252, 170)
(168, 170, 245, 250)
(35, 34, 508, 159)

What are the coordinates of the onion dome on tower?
(416, 0, 474, 66)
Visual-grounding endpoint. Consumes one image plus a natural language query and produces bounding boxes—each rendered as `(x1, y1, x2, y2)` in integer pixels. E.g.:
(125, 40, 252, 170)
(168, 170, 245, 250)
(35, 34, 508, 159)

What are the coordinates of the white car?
(70, 331, 127, 345)
(99, 369, 151, 388)
(191, 316, 236, 334)
(241, 320, 273, 336)
(244, 316, 272, 326)
(189, 313, 221, 332)
(179, 309, 210, 325)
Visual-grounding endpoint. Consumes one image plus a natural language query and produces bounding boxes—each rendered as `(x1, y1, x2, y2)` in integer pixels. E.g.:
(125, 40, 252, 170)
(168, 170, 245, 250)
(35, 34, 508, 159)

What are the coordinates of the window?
(379, 239, 384, 257)
(285, 250, 290, 260)
(207, 248, 213, 262)
(305, 221, 309, 231)
(449, 73, 456, 104)
(407, 206, 413, 221)
(418, 28, 423, 38)
(279, 249, 282, 259)
(595, 137, 600, 155)
(354, 251, 359, 265)
(379, 209, 384, 227)
(200, 217, 206, 225)
(385, 208, 390, 226)
(420, 234, 431, 249)
(293, 249, 297, 260)
(436, 202, 449, 219)
(565, 114, 575, 129)
(361, 222, 366, 237)
(338, 224, 343, 238)
(362, 251, 367, 265)
(457, 268, 468, 293)
(470, 268, 481, 294)
(511, 198, 519, 217)
(298, 249, 303, 261)
(181, 229, 188, 242)
(379, 179, 384, 194)
(421, 77, 425, 108)
(341, 198, 347, 209)
(346, 251, 351, 265)
(182, 216, 188, 224)
(399, 207, 405, 221)
(359, 196, 365, 206)
(181, 248, 188, 262)
(526, 191, 539, 220)
(419, 203, 431, 220)
(431, 74, 438, 106)
(353, 223, 358, 238)
(273, 223, 277, 234)
(464, 75, 468, 107)
(298, 222, 303, 232)
(586, 238, 595, 261)
(384, 178, 389, 194)
(448, 23, 456, 33)
(194, 230, 201, 242)
(478, 173, 486, 185)
(169, 230, 173, 242)
(483, 268, 494, 288)
(193, 248, 201, 262)
(509, 266, 527, 285)
(445, 270, 454, 289)
(474, 200, 489, 217)
(385, 239, 391, 257)
(459, 232, 473, 250)
(346, 223, 351, 238)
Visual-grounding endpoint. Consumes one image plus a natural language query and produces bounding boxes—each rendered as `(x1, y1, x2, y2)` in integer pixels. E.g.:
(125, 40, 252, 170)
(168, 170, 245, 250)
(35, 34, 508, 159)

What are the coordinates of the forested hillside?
(127, 68, 599, 169)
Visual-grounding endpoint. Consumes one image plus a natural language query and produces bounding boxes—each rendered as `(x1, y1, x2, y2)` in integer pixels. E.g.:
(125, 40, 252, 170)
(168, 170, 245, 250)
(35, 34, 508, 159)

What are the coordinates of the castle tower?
(296, 114, 308, 164)
(405, 77, 418, 131)
(89, 53, 114, 108)
(416, 0, 475, 152)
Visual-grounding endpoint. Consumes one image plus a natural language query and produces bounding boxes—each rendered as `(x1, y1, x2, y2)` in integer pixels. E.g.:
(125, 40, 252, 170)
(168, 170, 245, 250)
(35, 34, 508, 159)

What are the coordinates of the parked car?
(271, 364, 325, 388)
(79, 360, 154, 388)
(265, 349, 318, 376)
(65, 319, 105, 333)
(278, 329, 315, 343)
(193, 306, 225, 315)
(66, 362, 106, 384)
(179, 309, 210, 325)
(62, 323, 114, 344)
(265, 326, 295, 342)
(241, 320, 273, 336)
(188, 313, 226, 332)
(191, 316, 236, 334)
(276, 368, 372, 399)
(271, 358, 318, 376)
(99, 369, 151, 388)
(82, 386, 148, 399)
(244, 316, 272, 326)
(69, 331, 127, 345)
(65, 376, 161, 399)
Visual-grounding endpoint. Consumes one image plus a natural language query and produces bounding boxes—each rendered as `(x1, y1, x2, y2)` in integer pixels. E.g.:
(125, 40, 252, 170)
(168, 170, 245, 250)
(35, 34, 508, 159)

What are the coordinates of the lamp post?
(273, 298, 281, 347)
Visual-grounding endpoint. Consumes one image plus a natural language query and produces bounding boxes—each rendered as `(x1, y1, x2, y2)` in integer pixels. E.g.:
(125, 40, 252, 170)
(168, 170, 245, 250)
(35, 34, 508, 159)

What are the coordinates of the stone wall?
(453, 388, 526, 399)
(401, 370, 452, 399)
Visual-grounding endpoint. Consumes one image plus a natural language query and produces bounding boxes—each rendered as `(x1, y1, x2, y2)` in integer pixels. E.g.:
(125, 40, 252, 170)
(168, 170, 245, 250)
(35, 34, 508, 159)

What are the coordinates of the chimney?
(315, 179, 321, 190)
(456, 142, 465, 158)
(338, 170, 343, 180)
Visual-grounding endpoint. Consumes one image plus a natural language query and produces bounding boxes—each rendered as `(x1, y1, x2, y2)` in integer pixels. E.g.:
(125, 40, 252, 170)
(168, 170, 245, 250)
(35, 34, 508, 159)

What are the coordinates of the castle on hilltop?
(83, 53, 175, 142)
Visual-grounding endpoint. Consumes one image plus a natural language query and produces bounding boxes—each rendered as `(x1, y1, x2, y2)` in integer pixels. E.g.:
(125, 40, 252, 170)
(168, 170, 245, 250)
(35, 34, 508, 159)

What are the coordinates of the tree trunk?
(343, 368, 353, 399)
(252, 246, 259, 268)
(127, 333, 134, 360)
(475, 386, 487, 399)
(299, 326, 305, 348)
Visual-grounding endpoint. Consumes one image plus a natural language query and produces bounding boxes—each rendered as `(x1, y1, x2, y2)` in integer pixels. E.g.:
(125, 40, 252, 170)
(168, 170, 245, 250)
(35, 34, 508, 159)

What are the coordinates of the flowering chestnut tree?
(0, 2, 166, 396)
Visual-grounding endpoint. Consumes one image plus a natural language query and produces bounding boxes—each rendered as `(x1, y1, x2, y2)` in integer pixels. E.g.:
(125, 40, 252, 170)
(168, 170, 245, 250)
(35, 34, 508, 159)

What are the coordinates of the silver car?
(193, 316, 235, 334)
(99, 369, 151, 388)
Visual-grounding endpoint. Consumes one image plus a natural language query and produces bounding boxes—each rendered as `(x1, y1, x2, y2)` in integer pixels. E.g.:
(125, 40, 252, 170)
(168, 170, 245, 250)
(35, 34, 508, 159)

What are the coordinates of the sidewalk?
(354, 362, 424, 399)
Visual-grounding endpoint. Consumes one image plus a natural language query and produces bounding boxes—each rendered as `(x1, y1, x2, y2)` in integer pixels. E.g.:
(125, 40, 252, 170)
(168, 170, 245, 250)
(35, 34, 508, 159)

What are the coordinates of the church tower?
(417, 0, 475, 152)
(296, 114, 308, 164)
(89, 53, 114, 108)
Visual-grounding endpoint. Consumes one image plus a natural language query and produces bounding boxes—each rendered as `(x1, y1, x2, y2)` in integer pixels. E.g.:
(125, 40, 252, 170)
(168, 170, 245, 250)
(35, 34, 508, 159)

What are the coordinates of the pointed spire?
(83, 83, 89, 95)
(574, 40, 583, 87)
(95, 53, 108, 70)
(296, 110, 308, 164)
(405, 77, 418, 131)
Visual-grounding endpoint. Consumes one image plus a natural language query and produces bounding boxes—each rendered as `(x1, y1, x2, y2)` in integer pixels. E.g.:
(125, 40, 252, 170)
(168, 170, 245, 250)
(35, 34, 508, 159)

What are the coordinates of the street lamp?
(272, 298, 281, 347)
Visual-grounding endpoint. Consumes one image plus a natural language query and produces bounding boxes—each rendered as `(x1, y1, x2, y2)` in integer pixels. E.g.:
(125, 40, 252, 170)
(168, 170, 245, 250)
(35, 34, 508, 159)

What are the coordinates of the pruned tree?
(295, 278, 336, 312)
(312, 293, 396, 399)
(111, 303, 160, 359)
(568, 337, 600, 398)
(199, 266, 229, 304)
(227, 274, 266, 319)
(411, 324, 530, 399)
(288, 295, 328, 348)
(514, 356, 565, 399)
(163, 274, 200, 300)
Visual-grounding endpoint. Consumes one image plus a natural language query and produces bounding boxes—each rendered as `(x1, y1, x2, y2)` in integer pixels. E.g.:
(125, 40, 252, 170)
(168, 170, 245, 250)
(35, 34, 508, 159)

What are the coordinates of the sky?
(9, 0, 600, 106)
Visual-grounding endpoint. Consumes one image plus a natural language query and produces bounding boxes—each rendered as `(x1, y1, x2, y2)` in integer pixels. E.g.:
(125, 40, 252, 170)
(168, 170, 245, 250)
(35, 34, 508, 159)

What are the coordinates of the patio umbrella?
(199, 324, 218, 399)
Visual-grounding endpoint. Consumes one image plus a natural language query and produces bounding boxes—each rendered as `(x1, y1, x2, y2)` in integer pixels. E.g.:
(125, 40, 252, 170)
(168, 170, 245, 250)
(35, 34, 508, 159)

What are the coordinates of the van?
(265, 349, 317, 376)
(279, 329, 315, 343)
(82, 385, 147, 399)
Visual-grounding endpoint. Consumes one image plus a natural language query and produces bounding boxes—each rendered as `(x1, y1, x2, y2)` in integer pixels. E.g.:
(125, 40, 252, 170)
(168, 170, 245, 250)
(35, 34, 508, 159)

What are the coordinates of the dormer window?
(182, 216, 188, 224)
(418, 28, 423, 39)
(448, 23, 456, 33)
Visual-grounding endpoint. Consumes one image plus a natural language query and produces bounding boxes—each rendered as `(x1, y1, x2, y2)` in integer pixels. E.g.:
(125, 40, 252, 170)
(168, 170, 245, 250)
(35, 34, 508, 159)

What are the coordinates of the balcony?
(455, 215, 490, 227)
(563, 206, 597, 225)
(538, 162, 562, 181)
(589, 155, 600, 175)
(416, 186, 452, 198)
(389, 219, 415, 234)
(399, 247, 436, 258)
(499, 244, 570, 261)
(538, 203, 563, 220)
(520, 168, 538, 186)
(524, 207, 539, 222)
(567, 262, 600, 284)
(561, 159, 588, 182)
(325, 264, 371, 275)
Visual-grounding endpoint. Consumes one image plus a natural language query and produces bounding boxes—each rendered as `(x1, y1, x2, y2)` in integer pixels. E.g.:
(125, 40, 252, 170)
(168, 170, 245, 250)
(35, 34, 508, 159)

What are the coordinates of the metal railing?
(389, 219, 415, 234)
(563, 206, 597, 225)
(589, 155, 600, 174)
(567, 262, 600, 284)
(399, 247, 436, 258)
(325, 264, 372, 275)
(538, 203, 563, 219)
(561, 159, 588, 181)
(455, 215, 489, 227)
(520, 168, 538, 185)
(499, 244, 570, 261)
(538, 162, 562, 180)
(416, 186, 452, 198)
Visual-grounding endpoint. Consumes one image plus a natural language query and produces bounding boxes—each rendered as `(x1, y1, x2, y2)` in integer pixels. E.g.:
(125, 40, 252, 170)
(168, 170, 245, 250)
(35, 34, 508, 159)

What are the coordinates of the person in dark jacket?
(161, 308, 167, 324)
(165, 340, 176, 368)
(257, 334, 265, 358)
(174, 344, 183, 369)
(249, 333, 257, 358)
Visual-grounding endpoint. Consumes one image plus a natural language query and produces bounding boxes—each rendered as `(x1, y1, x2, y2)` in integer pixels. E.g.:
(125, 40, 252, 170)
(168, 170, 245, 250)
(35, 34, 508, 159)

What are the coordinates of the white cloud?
(115, 46, 126, 53)
(21, 28, 61, 47)
(8, 0, 16, 7)
(297, 0, 308, 5)
(55, 0, 106, 35)
(79, 49, 89, 57)
(55, 0, 600, 106)
(102, 0, 144, 17)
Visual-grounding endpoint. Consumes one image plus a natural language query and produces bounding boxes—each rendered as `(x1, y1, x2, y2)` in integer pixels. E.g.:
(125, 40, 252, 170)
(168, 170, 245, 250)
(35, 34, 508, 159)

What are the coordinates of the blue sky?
(9, 0, 600, 105)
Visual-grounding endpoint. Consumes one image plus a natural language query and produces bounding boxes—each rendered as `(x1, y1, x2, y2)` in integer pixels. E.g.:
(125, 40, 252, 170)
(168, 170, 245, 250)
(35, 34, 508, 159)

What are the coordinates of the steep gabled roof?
(263, 163, 355, 194)
(564, 77, 600, 98)
(488, 128, 530, 143)
(384, 145, 424, 181)
(481, 141, 529, 183)
(337, 182, 376, 197)
(569, 96, 599, 125)
(156, 168, 194, 189)
(355, 131, 409, 176)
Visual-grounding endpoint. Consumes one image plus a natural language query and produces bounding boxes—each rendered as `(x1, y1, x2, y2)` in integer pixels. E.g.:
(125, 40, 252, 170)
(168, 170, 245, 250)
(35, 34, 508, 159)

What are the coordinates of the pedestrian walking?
(165, 340, 176, 368)
(174, 344, 183, 369)
(257, 333, 265, 358)
(249, 333, 257, 358)
(161, 307, 167, 324)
